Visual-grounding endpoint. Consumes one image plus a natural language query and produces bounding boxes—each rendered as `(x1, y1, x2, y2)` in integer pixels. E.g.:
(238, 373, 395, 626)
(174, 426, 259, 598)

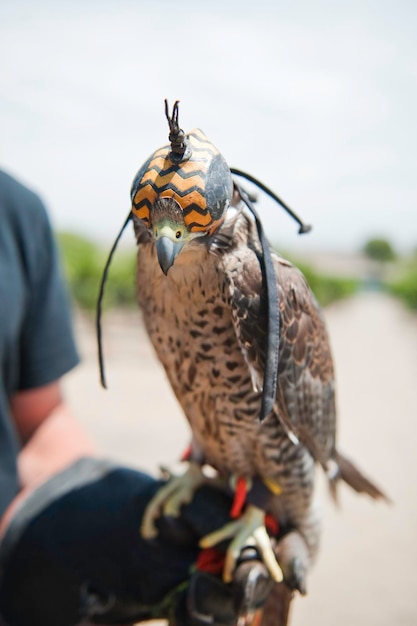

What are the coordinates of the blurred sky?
(1, 0, 416, 254)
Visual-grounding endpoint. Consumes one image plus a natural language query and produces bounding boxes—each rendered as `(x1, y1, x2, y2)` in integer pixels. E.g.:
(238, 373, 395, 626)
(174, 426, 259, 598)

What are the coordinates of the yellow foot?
(141, 462, 220, 539)
(200, 504, 283, 584)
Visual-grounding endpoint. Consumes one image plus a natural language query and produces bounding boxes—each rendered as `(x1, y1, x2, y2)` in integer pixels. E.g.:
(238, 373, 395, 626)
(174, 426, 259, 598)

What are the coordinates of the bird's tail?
(329, 451, 389, 503)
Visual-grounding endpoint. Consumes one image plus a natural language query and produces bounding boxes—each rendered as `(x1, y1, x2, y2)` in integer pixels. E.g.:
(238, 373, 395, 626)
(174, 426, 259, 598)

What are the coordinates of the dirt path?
(64, 292, 417, 625)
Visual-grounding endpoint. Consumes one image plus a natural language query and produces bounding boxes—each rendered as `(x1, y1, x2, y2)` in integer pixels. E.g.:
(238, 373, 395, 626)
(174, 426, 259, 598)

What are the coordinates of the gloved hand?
(0, 458, 275, 626)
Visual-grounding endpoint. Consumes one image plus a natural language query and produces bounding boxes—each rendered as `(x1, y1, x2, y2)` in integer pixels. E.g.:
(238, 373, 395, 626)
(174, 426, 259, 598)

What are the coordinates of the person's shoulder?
(0, 169, 47, 216)
(0, 169, 50, 232)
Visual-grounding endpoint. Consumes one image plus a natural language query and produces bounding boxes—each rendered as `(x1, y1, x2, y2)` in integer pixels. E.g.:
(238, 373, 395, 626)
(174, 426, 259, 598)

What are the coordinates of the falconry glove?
(0, 458, 275, 626)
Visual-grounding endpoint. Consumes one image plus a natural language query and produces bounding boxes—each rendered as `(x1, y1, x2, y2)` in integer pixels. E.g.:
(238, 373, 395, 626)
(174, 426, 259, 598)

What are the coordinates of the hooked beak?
(155, 236, 184, 275)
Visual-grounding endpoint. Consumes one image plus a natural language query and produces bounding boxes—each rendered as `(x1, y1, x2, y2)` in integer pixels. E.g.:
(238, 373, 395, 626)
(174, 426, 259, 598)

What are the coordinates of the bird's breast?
(136, 243, 265, 477)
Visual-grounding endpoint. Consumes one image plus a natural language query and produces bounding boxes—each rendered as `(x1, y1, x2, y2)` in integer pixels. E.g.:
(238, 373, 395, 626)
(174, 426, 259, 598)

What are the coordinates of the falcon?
(98, 101, 386, 590)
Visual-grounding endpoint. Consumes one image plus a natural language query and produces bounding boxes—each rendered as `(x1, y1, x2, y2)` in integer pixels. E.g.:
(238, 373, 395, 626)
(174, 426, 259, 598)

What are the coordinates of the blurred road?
(64, 292, 417, 626)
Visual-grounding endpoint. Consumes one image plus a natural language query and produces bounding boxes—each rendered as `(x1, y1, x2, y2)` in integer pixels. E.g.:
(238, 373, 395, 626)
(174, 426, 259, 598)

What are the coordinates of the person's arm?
(0, 380, 95, 537)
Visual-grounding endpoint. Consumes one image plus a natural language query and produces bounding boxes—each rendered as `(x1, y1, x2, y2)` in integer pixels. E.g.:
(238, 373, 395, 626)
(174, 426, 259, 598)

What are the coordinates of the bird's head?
(131, 100, 233, 274)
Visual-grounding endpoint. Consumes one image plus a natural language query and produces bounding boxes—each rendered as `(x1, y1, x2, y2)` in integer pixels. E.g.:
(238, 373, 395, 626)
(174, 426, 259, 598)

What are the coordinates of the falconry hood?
(131, 100, 233, 236)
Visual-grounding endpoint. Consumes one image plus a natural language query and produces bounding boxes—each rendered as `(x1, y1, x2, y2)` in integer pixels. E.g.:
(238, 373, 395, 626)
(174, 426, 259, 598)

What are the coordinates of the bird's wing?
(220, 232, 337, 468)
(274, 255, 337, 465)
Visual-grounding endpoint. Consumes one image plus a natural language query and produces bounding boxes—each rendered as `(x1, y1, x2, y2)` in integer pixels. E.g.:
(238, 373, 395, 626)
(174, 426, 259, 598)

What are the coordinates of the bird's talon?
(140, 516, 158, 539)
(201, 505, 283, 584)
(141, 462, 207, 539)
(253, 526, 283, 583)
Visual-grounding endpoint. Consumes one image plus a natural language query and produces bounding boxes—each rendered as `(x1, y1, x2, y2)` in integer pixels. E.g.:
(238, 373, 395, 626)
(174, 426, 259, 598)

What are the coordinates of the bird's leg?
(200, 504, 284, 584)
(141, 461, 224, 538)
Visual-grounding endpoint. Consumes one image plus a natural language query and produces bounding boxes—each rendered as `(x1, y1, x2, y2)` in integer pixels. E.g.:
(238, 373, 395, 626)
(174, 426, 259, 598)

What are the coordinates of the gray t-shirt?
(0, 170, 79, 517)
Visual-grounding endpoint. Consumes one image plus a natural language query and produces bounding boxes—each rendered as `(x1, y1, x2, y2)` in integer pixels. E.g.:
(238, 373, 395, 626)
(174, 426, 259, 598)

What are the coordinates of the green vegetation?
(360, 237, 417, 311)
(291, 260, 359, 307)
(57, 232, 137, 310)
(387, 253, 417, 310)
(363, 238, 396, 263)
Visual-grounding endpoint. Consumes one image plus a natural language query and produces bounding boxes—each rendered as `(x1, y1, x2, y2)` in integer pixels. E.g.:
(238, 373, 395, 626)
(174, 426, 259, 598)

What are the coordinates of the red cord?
(196, 547, 225, 575)
(230, 477, 248, 519)
(180, 445, 192, 462)
(265, 513, 280, 536)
